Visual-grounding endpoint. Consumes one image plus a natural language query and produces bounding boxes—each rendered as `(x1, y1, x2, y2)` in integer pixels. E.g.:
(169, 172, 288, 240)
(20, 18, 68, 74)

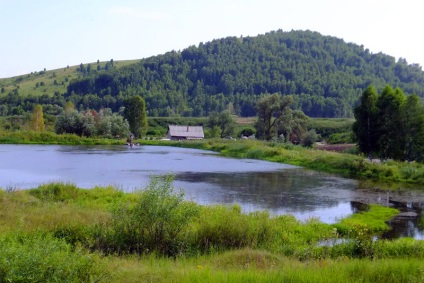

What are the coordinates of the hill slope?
(1, 30, 424, 118)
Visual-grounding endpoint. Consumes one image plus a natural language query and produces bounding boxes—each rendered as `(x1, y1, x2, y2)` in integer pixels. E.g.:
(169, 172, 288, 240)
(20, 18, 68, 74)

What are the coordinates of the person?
(128, 133, 134, 147)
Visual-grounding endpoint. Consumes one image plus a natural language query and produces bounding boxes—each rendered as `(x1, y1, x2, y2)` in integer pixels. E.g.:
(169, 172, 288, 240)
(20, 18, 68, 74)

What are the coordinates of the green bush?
(0, 232, 106, 282)
(93, 175, 200, 256)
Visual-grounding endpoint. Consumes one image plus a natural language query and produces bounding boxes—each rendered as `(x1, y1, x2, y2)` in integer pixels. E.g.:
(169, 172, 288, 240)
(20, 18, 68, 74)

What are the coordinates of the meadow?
(1, 178, 424, 282)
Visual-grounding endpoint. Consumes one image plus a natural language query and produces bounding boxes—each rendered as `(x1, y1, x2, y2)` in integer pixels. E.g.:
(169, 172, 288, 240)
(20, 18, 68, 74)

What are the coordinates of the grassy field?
(0, 179, 423, 282)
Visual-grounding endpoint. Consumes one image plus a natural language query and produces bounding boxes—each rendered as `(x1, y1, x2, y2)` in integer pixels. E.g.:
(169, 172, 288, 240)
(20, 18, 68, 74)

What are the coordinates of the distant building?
(167, 125, 204, 140)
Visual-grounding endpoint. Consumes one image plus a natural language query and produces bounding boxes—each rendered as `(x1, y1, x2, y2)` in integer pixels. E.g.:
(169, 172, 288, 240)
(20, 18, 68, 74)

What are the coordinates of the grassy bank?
(0, 130, 126, 145)
(1, 179, 423, 282)
(140, 139, 424, 185)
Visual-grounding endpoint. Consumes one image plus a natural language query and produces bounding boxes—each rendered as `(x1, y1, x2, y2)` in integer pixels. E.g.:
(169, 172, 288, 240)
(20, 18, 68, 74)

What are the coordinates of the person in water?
(128, 133, 134, 146)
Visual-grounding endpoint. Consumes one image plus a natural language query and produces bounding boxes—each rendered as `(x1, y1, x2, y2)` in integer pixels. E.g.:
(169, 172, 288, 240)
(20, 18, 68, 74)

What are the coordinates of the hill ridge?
(1, 29, 423, 118)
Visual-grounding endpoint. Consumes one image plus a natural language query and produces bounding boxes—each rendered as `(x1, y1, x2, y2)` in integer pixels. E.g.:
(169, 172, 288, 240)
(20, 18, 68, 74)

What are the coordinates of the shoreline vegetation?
(2, 130, 424, 185)
(1, 178, 423, 282)
(1, 133, 424, 281)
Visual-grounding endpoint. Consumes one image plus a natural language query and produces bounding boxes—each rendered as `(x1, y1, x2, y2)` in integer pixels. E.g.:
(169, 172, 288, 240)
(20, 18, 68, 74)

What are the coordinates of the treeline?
(63, 30, 424, 117)
(353, 84, 424, 162)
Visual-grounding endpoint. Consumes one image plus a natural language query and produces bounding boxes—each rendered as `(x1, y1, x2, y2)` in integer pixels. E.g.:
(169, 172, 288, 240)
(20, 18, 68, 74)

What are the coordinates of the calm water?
(0, 144, 423, 239)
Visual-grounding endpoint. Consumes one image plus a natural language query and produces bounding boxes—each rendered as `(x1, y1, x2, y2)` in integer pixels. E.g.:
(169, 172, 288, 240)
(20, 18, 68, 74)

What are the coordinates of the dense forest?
(2, 30, 424, 118)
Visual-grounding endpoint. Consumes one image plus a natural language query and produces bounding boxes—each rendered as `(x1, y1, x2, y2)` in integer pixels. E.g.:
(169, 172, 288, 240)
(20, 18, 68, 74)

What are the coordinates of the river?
(0, 144, 423, 239)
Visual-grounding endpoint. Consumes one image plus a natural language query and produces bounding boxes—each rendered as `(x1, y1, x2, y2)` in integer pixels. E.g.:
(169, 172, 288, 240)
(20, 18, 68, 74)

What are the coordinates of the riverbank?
(140, 139, 424, 186)
(2, 131, 424, 185)
(1, 180, 423, 282)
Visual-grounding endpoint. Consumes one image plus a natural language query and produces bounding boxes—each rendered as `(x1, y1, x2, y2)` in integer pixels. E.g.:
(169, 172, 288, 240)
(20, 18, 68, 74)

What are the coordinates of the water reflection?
(174, 170, 360, 223)
(0, 144, 423, 238)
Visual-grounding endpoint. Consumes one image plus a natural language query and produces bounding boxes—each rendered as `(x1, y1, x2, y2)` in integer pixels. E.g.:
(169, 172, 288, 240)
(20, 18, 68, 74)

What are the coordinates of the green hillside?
(1, 30, 424, 118)
(0, 60, 138, 96)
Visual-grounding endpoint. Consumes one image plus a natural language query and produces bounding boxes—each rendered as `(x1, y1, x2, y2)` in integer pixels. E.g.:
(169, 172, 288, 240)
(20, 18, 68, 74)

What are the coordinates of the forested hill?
(65, 30, 424, 117)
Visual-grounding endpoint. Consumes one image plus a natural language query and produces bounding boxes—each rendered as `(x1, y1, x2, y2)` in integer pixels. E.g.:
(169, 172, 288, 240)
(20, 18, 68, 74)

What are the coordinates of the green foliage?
(354, 84, 424, 162)
(255, 94, 308, 142)
(3, 180, 424, 282)
(309, 118, 354, 140)
(327, 132, 353, 144)
(353, 85, 379, 156)
(123, 95, 148, 138)
(31, 104, 45, 131)
(55, 107, 129, 138)
(301, 129, 318, 147)
(0, 232, 106, 282)
(94, 175, 200, 256)
(376, 85, 406, 160)
(207, 111, 236, 138)
(4, 31, 424, 119)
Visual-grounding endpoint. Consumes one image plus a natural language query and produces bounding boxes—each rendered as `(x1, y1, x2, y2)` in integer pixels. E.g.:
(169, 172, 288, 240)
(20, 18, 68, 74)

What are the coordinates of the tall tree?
(403, 94, 424, 162)
(32, 104, 45, 132)
(255, 94, 294, 140)
(352, 85, 379, 158)
(207, 111, 236, 138)
(123, 95, 148, 138)
(376, 85, 406, 160)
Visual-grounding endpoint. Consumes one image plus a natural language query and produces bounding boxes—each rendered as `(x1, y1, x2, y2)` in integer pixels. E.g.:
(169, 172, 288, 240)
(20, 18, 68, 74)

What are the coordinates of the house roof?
(168, 125, 204, 139)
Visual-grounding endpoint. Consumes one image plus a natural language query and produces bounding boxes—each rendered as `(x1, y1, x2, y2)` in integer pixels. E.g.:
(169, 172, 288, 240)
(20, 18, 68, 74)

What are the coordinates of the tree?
(65, 101, 75, 111)
(301, 129, 318, 147)
(352, 85, 379, 158)
(282, 110, 309, 143)
(376, 85, 406, 160)
(207, 111, 235, 138)
(403, 94, 424, 162)
(123, 95, 148, 138)
(255, 94, 294, 140)
(32, 104, 45, 132)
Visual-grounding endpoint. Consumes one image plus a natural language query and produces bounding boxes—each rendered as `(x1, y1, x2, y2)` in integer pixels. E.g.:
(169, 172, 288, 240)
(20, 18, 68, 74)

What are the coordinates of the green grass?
(1, 180, 424, 282)
(0, 130, 127, 145)
(106, 249, 424, 282)
(334, 204, 399, 235)
(0, 60, 139, 97)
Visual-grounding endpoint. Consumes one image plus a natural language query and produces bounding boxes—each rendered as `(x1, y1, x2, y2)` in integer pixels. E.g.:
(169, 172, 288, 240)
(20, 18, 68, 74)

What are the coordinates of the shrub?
(93, 175, 200, 256)
(0, 232, 106, 282)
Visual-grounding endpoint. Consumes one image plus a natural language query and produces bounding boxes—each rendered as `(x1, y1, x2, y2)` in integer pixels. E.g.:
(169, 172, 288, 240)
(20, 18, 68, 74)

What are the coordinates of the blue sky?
(0, 0, 422, 78)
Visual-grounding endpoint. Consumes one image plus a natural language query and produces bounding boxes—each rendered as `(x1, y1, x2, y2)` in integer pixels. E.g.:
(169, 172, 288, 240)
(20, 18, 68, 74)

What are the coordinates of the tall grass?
(0, 232, 107, 282)
(106, 250, 424, 283)
(2, 179, 424, 282)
